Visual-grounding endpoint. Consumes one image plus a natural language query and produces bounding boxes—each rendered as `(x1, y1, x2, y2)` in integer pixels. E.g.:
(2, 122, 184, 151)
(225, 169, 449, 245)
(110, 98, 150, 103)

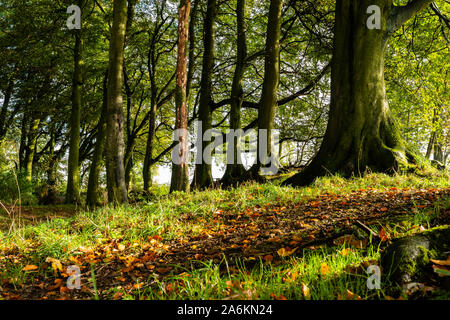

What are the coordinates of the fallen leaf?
(113, 291, 123, 300)
(277, 247, 298, 257)
(133, 283, 143, 290)
(301, 283, 311, 300)
(379, 228, 389, 242)
(156, 267, 171, 274)
(22, 265, 38, 271)
(320, 262, 330, 276)
(430, 256, 450, 266)
(270, 293, 287, 300)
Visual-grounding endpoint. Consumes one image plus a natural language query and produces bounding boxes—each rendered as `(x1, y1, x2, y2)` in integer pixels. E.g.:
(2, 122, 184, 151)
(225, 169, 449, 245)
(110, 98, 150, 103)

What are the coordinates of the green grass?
(129, 245, 384, 300)
(0, 172, 449, 300)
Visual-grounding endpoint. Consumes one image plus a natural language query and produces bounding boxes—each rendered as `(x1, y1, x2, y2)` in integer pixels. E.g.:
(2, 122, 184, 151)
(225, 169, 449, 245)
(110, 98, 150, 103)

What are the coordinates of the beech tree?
(170, 0, 191, 193)
(66, 0, 83, 204)
(284, 0, 435, 187)
(105, 0, 128, 204)
(192, 0, 217, 189)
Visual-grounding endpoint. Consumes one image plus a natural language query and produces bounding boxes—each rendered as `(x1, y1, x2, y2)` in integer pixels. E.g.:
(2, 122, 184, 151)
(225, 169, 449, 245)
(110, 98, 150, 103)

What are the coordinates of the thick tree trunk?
(283, 0, 432, 187)
(105, 0, 128, 204)
(66, 22, 83, 204)
(170, 0, 191, 193)
(86, 71, 108, 207)
(192, 0, 217, 190)
(220, 0, 249, 186)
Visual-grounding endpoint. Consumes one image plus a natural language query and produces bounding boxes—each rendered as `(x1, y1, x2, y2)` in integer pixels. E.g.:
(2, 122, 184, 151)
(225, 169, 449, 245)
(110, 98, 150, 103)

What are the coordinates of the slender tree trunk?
(105, 0, 128, 204)
(24, 114, 40, 182)
(66, 21, 83, 204)
(40, 127, 59, 205)
(0, 80, 14, 141)
(192, 0, 217, 189)
(170, 0, 191, 193)
(186, 0, 199, 99)
(250, 0, 283, 177)
(86, 71, 108, 207)
(221, 0, 248, 186)
(19, 112, 29, 171)
(143, 99, 157, 192)
(283, 0, 433, 187)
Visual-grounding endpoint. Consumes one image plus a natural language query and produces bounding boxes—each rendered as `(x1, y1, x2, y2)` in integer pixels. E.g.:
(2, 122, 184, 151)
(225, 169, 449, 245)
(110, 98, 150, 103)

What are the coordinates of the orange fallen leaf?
(430, 256, 450, 266)
(340, 248, 352, 256)
(133, 283, 143, 290)
(22, 265, 38, 271)
(264, 255, 274, 263)
(113, 291, 123, 300)
(156, 267, 171, 274)
(277, 247, 297, 257)
(59, 286, 70, 294)
(320, 262, 330, 276)
(270, 293, 287, 300)
(194, 253, 204, 260)
(379, 228, 389, 242)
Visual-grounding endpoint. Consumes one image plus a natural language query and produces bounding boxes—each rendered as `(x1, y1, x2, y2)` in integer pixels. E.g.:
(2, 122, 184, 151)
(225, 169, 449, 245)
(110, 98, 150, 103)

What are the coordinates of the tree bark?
(24, 114, 40, 182)
(192, 0, 217, 189)
(283, 0, 433, 187)
(105, 0, 128, 204)
(66, 17, 83, 204)
(250, 0, 283, 177)
(170, 0, 191, 193)
(86, 71, 108, 207)
(0, 80, 14, 141)
(220, 0, 249, 186)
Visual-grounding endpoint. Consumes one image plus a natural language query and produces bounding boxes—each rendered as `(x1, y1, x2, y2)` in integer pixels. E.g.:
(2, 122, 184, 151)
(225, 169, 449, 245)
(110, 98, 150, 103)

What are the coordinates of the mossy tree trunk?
(86, 71, 108, 207)
(66, 10, 83, 204)
(283, 0, 433, 187)
(24, 114, 40, 182)
(192, 0, 217, 190)
(105, 0, 128, 204)
(170, 0, 191, 193)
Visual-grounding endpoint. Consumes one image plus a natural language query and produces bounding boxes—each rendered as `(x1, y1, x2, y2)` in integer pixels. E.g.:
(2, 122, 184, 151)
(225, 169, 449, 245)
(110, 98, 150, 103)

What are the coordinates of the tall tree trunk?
(24, 114, 40, 182)
(105, 0, 128, 204)
(0, 80, 14, 141)
(186, 0, 199, 99)
(250, 0, 283, 177)
(170, 0, 191, 193)
(19, 112, 29, 171)
(66, 21, 83, 204)
(40, 127, 59, 205)
(283, 0, 433, 187)
(86, 71, 108, 207)
(143, 99, 157, 192)
(221, 0, 248, 186)
(192, 0, 217, 189)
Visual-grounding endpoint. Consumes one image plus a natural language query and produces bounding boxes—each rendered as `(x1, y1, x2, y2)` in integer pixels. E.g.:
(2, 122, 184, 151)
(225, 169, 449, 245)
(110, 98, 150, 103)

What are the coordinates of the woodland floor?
(0, 173, 449, 300)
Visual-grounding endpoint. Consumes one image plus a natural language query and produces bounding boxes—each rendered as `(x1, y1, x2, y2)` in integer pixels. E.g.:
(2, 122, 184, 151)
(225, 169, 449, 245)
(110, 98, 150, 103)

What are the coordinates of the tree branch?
(388, 0, 434, 36)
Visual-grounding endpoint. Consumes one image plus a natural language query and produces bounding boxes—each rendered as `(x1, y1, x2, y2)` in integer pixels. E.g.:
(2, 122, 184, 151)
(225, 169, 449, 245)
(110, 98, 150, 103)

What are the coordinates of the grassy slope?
(0, 172, 449, 300)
